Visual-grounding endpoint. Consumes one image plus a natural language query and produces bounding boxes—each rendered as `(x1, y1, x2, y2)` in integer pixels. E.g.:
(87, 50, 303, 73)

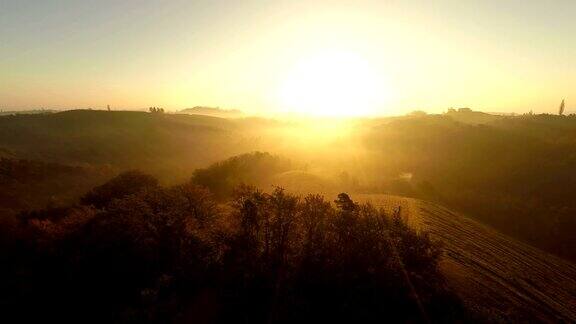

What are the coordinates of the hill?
(357, 194, 576, 322)
(186, 151, 576, 321)
(361, 114, 576, 261)
(0, 110, 247, 181)
(0, 158, 113, 212)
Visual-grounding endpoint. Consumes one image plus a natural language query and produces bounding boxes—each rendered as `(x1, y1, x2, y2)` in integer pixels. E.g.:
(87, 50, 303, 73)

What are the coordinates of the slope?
(357, 194, 576, 323)
(0, 110, 245, 181)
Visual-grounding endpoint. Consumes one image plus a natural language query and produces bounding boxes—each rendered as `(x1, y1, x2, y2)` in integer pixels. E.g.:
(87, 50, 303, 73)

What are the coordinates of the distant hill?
(0, 110, 249, 182)
(180, 106, 243, 118)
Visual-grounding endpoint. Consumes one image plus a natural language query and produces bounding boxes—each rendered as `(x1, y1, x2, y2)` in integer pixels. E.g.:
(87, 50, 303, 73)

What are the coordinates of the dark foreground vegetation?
(0, 171, 466, 323)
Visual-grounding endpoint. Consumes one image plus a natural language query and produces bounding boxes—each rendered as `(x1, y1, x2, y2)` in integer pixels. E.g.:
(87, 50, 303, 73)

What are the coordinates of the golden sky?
(1, 0, 575, 116)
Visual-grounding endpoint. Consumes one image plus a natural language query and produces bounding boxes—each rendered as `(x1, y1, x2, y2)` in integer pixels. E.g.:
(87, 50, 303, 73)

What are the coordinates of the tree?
(81, 170, 158, 208)
(334, 193, 357, 212)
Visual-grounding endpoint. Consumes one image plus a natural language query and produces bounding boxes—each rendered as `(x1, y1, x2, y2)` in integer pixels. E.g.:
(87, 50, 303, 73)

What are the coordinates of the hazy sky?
(1, 0, 575, 115)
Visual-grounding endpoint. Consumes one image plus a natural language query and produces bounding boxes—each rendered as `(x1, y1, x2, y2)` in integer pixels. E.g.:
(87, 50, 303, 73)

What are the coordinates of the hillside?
(357, 194, 576, 322)
(0, 158, 113, 211)
(0, 110, 246, 181)
(0, 110, 337, 182)
(184, 151, 576, 321)
(362, 114, 576, 261)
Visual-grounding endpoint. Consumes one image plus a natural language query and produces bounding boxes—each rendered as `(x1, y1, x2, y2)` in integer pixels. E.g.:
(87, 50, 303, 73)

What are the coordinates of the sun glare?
(277, 51, 389, 117)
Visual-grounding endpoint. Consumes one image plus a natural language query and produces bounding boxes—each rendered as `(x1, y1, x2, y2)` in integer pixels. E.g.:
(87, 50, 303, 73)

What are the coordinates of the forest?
(0, 168, 467, 323)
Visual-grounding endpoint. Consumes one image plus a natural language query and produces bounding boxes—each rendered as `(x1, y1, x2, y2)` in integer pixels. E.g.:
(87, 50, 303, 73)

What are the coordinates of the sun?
(277, 51, 390, 117)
